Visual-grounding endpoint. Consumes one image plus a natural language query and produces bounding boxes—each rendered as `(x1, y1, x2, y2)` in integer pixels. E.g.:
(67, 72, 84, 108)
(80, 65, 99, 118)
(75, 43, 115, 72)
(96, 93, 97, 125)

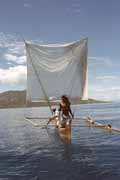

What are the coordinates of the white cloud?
(0, 35, 26, 65)
(89, 84, 120, 101)
(24, 3, 32, 8)
(71, 2, 80, 8)
(89, 56, 113, 67)
(4, 54, 26, 64)
(0, 32, 20, 48)
(74, 9, 81, 14)
(4, 54, 18, 61)
(0, 32, 44, 65)
(66, 2, 81, 15)
(9, 42, 25, 55)
(18, 56, 26, 64)
(71, 2, 81, 14)
(96, 75, 118, 80)
(7, 62, 14, 66)
(89, 74, 120, 100)
(33, 39, 44, 44)
(0, 66, 27, 85)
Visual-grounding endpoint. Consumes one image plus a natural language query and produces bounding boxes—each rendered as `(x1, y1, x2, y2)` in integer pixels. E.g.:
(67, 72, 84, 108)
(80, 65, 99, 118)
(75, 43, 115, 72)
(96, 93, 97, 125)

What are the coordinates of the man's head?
(61, 95, 70, 105)
(52, 108, 56, 113)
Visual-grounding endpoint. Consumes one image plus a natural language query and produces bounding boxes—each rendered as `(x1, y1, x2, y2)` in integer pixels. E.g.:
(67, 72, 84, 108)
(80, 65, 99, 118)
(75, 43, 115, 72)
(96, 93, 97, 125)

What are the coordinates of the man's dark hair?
(52, 108, 56, 112)
(61, 95, 70, 106)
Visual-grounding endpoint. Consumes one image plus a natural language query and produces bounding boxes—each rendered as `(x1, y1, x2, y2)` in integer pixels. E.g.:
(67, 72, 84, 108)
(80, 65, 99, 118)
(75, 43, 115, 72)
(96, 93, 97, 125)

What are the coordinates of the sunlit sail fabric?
(25, 38, 88, 106)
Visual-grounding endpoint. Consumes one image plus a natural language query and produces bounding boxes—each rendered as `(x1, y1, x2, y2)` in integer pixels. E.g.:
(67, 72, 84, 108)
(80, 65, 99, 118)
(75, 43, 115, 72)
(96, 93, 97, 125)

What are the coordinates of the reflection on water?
(0, 103, 120, 180)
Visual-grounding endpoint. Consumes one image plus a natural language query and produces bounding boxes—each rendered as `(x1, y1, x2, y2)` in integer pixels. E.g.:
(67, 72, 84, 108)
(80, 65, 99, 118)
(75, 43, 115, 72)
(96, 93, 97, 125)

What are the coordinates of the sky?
(0, 0, 120, 101)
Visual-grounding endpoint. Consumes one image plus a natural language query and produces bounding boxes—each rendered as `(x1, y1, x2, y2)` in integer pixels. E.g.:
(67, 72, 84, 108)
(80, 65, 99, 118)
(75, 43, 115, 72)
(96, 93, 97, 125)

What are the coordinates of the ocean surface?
(0, 103, 120, 180)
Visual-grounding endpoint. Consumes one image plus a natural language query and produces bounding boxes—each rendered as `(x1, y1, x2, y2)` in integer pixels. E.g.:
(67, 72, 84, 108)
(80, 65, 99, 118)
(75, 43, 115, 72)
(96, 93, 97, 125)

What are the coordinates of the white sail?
(25, 38, 88, 106)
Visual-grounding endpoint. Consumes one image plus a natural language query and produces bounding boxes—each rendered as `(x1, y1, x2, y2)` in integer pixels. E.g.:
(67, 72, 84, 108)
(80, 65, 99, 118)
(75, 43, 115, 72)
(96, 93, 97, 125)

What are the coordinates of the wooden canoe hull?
(55, 121, 71, 139)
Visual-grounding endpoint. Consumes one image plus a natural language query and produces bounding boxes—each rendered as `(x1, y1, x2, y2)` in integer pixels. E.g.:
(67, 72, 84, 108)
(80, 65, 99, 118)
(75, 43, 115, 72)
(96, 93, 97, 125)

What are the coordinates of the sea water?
(0, 103, 120, 180)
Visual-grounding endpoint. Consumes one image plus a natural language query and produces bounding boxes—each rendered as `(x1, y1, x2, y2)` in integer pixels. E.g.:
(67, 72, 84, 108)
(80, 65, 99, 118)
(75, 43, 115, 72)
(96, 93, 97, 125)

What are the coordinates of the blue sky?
(0, 0, 120, 100)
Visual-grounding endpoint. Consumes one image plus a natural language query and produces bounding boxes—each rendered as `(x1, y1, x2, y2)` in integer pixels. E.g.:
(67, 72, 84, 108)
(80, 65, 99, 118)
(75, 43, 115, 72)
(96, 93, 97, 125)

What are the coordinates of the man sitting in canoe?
(59, 95, 74, 128)
(46, 108, 60, 127)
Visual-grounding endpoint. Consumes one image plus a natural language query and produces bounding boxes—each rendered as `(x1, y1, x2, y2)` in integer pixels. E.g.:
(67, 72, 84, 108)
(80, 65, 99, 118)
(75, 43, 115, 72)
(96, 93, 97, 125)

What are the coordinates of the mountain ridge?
(0, 90, 107, 108)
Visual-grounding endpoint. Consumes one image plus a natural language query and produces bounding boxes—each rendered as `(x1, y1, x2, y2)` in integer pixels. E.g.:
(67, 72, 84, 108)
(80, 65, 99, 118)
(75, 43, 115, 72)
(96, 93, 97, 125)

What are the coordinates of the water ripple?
(0, 103, 120, 179)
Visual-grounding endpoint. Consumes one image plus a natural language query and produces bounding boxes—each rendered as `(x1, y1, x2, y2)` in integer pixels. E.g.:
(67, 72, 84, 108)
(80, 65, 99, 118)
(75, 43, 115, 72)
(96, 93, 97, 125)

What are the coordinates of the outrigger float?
(25, 116, 120, 134)
(82, 116, 120, 133)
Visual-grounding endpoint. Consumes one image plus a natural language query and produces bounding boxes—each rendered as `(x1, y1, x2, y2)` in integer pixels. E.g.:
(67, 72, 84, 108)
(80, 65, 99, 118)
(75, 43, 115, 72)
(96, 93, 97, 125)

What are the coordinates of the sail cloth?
(25, 38, 88, 106)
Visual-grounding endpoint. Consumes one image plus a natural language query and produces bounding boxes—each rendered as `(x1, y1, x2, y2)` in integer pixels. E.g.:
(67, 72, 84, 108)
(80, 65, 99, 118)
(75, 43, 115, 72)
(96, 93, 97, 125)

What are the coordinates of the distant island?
(0, 90, 106, 109)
